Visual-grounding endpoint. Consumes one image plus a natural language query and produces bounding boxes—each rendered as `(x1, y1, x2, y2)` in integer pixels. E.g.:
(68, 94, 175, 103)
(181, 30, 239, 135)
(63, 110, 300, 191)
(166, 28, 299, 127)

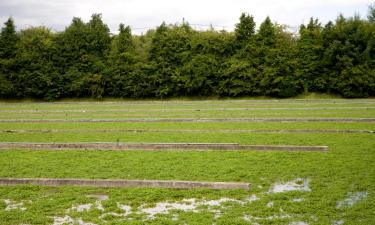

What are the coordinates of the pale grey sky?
(0, 0, 372, 34)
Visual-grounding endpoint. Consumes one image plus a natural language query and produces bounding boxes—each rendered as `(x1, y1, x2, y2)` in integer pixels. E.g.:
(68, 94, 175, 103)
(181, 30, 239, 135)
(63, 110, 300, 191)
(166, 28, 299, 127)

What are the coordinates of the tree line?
(0, 7, 375, 100)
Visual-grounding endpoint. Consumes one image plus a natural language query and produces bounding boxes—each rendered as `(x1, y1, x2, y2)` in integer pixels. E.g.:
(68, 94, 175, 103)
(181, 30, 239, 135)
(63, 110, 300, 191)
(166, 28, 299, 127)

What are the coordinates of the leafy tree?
(148, 22, 193, 97)
(0, 12, 374, 99)
(257, 19, 302, 97)
(297, 18, 325, 92)
(53, 17, 88, 96)
(189, 30, 234, 96)
(181, 54, 219, 96)
(14, 27, 60, 99)
(86, 14, 111, 59)
(105, 23, 138, 97)
(219, 13, 260, 97)
(54, 14, 110, 98)
(321, 15, 375, 97)
(218, 57, 259, 96)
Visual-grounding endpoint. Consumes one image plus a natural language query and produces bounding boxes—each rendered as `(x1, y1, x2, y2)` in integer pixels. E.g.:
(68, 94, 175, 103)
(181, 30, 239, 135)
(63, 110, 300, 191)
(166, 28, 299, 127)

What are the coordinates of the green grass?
(0, 99, 374, 224)
(0, 132, 374, 145)
(1, 121, 374, 131)
(1, 109, 375, 119)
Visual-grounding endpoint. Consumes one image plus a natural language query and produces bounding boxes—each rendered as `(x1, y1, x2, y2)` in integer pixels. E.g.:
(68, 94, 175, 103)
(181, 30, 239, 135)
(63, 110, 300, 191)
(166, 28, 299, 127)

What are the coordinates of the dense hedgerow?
(1, 8, 375, 100)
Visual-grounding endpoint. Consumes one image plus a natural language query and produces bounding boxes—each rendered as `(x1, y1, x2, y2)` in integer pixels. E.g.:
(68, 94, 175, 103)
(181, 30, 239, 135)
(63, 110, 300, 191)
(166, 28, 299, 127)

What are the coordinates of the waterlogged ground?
(0, 98, 374, 224)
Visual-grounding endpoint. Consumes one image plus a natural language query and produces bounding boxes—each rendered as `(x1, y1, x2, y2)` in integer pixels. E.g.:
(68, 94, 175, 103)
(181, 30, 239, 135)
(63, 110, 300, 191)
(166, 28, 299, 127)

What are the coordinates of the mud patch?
(269, 178, 311, 193)
(336, 191, 368, 208)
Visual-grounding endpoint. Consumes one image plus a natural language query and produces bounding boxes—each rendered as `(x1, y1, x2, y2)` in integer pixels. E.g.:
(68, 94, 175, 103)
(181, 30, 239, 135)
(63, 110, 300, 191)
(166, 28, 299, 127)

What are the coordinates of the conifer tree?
(0, 17, 18, 97)
(235, 13, 256, 45)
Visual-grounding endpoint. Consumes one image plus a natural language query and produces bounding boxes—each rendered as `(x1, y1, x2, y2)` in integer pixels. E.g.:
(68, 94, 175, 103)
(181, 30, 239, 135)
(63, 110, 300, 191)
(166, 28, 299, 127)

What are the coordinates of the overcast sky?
(0, 0, 372, 34)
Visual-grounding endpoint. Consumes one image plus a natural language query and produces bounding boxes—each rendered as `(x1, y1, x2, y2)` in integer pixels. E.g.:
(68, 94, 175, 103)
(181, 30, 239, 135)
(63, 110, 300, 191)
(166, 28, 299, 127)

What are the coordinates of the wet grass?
(0, 131, 374, 145)
(0, 99, 374, 224)
(1, 109, 375, 119)
(0, 121, 374, 131)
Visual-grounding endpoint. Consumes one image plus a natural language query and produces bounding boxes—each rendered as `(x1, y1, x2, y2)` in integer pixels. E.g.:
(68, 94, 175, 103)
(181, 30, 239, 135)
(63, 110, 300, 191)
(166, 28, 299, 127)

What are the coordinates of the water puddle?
(51, 192, 319, 223)
(291, 198, 304, 202)
(139, 195, 258, 220)
(269, 178, 311, 193)
(99, 203, 132, 220)
(86, 194, 108, 201)
(289, 222, 309, 225)
(68, 194, 108, 212)
(52, 216, 97, 225)
(336, 192, 368, 208)
(52, 216, 73, 225)
(3, 199, 27, 211)
(332, 220, 345, 225)
(243, 213, 291, 221)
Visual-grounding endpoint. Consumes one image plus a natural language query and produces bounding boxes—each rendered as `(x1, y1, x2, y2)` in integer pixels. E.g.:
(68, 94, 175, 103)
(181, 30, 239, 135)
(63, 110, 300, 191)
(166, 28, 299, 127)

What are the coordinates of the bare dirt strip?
(1, 129, 373, 134)
(0, 142, 328, 151)
(0, 118, 374, 123)
(0, 178, 250, 190)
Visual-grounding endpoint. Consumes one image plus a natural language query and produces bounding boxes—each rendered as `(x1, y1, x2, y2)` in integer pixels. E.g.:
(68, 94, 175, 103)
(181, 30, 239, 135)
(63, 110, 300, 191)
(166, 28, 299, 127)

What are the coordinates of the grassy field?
(0, 99, 374, 225)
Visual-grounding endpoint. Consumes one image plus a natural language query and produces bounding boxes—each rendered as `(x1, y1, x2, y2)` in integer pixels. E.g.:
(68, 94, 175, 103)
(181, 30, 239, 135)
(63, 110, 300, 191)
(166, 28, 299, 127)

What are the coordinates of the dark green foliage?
(235, 13, 256, 45)
(369, 3, 375, 23)
(256, 19, 302, 97)
(219, 57, 259, 96)
(264, 27, 302, 97)
(182, 53, 219, 96)
(219, 13, 259, 97)
(104, 23, 137, 97)
(148, 22, 194, 97)
(297, 18, 325, 92)
(53, 14, 110, 98)
(0, 7, 375, 99)
(14, 27, 60, 100)
(189, 30, 234, 96)
(257, 17, 276, 47)
(0, 18, 18, 59)
(0, 18, 18, 97)
(321, 15, 375, 97)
